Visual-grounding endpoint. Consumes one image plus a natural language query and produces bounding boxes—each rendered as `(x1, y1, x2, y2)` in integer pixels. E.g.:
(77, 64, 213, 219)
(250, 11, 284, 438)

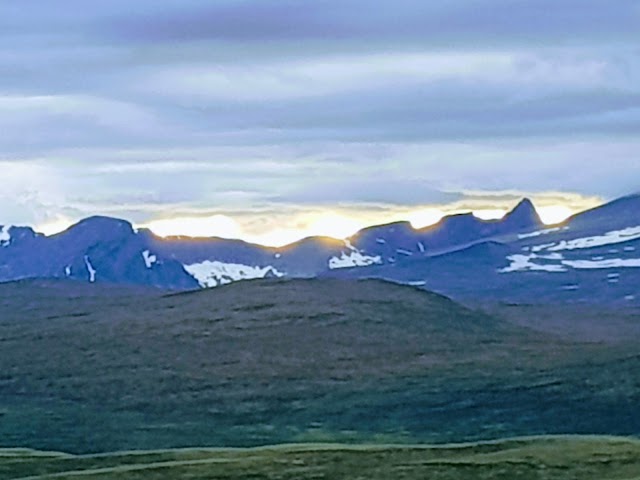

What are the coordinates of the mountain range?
(1, 194, 639, 305)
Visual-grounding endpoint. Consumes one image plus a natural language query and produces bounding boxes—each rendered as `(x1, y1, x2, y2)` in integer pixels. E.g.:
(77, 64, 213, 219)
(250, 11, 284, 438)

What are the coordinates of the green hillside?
(3, 437, 640, 480)
(0, 279, 639, 454)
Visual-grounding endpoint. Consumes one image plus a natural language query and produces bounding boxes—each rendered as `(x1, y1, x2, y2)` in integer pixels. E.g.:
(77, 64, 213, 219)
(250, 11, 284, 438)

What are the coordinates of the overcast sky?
(1, 1, 638, 244)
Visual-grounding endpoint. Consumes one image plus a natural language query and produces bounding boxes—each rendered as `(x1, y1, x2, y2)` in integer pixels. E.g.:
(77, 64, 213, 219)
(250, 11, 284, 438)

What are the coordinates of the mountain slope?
(1, 194, 639, 304)
(328, 195, 640, 306)
(346, 198, 543, 261)
(0, 198, 544, 290)
(568, 193, 640, 232)
(142, 197, 546, 284)
(0, 217, 199, 290)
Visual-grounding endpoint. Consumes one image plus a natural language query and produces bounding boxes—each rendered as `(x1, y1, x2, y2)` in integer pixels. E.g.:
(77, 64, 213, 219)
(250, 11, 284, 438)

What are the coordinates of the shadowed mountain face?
(0, 217, 199, 290)
(1, 194, 640, 305)
(0, 278, 639, 454)
(329, 194, 640, 306)
(355, 198, 543, 259)
(0, 198, 543, 289)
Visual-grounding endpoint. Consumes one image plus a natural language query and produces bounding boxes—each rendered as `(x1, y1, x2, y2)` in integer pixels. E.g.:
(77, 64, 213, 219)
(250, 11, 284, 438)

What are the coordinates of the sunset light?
(36, 217, 73, 236)
(144, 215, 243, 239)
(41, 203, 581, 247)
(3, 1, 639, 472)
(537, 205, 575, 225)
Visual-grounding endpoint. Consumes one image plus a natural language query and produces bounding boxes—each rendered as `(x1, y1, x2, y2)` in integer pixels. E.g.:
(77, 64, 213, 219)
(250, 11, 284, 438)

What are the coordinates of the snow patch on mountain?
(504, 226, 640, 273)
(329, 250, 383, 269)
(518, 227, 563, 239)
(329, 240, 382, 270)
(542, 226, 640, 252)
(531, 242, 556, 253)
(142, 250, 157, 269)
(502, 253, 640, 273)
(0, 225, 11, 247)
(84, 256, 97, 283)
(184, 261, 284, 288)
(563, 258, 640, 269)
(501, 254, 567, 273)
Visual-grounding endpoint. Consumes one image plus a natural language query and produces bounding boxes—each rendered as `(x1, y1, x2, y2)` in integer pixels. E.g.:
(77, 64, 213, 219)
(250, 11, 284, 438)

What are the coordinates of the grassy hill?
(0, 278, 639, 454)
(3, 437, 640, 479)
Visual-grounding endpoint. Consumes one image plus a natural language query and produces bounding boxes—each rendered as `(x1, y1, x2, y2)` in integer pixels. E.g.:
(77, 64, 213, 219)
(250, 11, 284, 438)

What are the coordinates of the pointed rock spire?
(502, 198, 543, 230)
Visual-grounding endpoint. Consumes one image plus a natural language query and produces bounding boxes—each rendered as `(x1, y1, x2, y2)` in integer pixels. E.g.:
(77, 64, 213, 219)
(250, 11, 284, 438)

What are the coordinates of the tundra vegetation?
(1, 278, 639, 478)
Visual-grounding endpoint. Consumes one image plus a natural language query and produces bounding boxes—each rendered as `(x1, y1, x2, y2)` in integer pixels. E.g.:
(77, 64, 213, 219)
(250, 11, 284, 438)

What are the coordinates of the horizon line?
(1, 195, 609, 248)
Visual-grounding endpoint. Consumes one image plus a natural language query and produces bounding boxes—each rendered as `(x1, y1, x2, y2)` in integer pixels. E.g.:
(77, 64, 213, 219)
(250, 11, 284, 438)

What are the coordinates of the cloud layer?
(0, 1, 638, 240)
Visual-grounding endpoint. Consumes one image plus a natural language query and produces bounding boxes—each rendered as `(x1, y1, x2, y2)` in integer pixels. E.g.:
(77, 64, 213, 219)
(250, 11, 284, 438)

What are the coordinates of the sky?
(1, 0, 638, 246)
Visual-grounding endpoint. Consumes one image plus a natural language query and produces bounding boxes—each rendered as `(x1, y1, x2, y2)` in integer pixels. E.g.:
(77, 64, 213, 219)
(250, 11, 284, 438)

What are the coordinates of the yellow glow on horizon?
(144, 215, 243, 239)
(407, 208, 445, 229)
(36, 217, 73, 236)
(36, 200, 584, 247)
(537, 205, 574, 225)
(307, 214, 366, 239)
(247, 228, 314, 247)
(472, 209, 509, 221)
(243, 214, 368, 247)
(142, 204, 577, 247)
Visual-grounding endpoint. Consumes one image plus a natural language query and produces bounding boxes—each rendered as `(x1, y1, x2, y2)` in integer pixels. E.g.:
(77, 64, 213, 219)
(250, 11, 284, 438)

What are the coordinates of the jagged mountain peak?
(1, 193, 639, 298)
(512, 197, 535, 212)
(502, 198, 543, 229)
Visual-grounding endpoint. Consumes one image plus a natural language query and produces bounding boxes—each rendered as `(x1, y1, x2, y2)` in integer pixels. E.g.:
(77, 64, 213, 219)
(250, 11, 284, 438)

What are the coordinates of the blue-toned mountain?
(2, 195, 640, 305)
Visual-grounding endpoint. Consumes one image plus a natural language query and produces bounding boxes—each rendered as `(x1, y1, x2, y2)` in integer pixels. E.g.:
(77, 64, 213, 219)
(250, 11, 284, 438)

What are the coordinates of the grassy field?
(1, 278, 639, 455)
(2, 436, 640, 479)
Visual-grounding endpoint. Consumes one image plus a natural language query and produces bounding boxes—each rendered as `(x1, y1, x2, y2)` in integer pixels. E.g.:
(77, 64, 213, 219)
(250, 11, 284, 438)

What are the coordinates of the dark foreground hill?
(0, 278, 530, 383)
(0, 279, 639, 454)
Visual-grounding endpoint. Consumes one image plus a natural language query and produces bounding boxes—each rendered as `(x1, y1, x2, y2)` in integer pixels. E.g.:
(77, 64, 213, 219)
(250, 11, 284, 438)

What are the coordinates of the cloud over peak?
(0, 1, 638, 239)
